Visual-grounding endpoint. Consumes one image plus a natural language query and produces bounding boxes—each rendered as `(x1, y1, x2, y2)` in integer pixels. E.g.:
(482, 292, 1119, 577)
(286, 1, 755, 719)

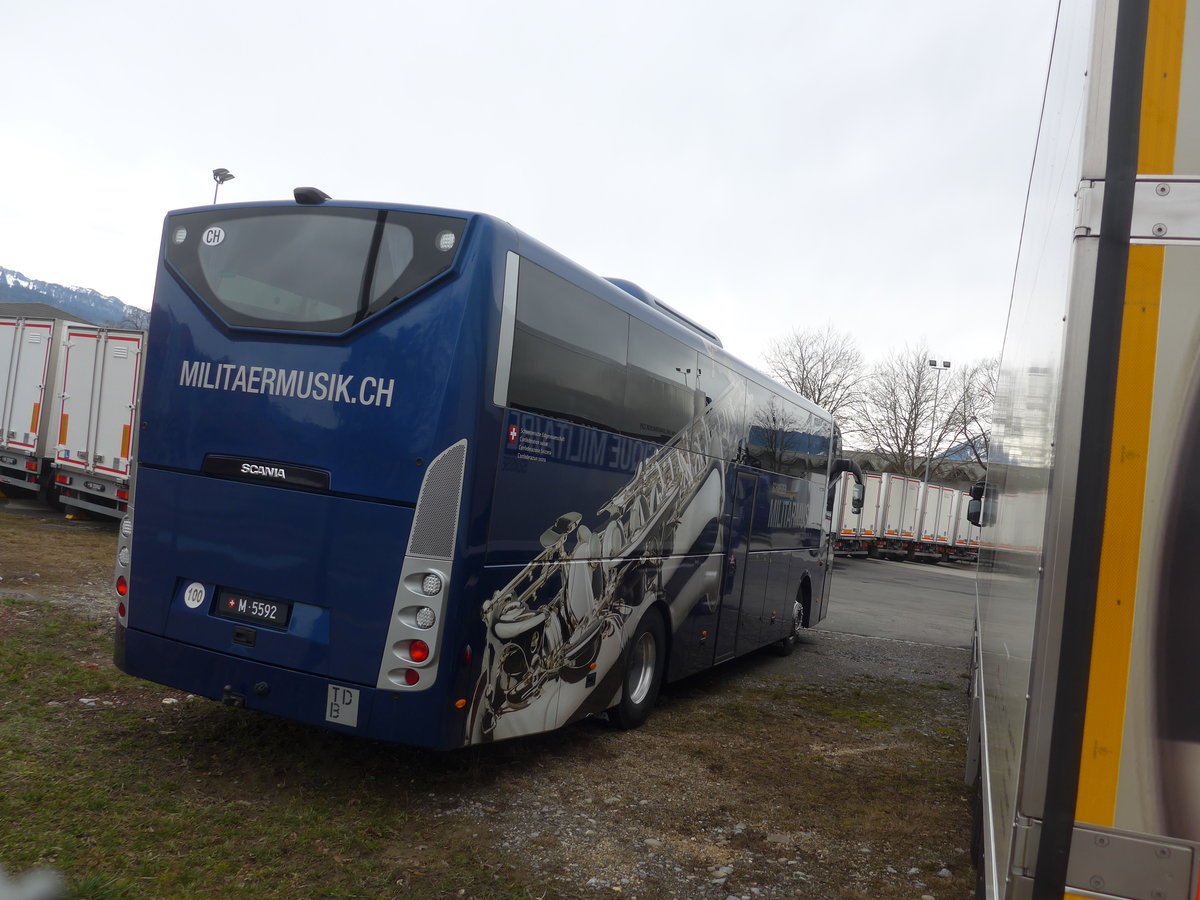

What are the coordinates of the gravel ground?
(0, 496, 975, 899)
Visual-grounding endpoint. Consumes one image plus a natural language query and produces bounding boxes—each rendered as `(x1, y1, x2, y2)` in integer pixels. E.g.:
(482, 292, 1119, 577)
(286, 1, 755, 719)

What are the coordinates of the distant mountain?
(0, 266, 150, 330)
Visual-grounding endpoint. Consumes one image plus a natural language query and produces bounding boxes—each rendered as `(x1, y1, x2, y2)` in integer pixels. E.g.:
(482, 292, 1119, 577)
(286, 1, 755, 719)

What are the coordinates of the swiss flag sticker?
(508, 425, 519, 445)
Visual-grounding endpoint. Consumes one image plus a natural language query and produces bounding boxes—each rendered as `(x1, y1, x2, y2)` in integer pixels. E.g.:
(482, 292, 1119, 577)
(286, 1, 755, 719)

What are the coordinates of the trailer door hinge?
(1012, 818, 1039, 877)
(1075, 180, 1104, 236)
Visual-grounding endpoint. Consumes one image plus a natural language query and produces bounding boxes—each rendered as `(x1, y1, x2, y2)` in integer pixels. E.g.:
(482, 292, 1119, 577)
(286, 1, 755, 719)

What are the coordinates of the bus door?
(714, 472, 757, 664)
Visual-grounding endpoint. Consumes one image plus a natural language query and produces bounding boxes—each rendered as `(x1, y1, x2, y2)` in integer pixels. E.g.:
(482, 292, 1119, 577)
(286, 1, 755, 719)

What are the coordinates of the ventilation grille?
(407, 440, 467, 559)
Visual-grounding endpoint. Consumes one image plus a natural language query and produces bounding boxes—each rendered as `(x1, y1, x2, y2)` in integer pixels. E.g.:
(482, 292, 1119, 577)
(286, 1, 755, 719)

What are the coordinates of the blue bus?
(114, 189, 862, 749)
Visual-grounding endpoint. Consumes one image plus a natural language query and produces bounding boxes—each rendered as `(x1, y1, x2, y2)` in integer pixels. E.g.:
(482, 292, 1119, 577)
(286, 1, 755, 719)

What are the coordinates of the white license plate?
(325, 684, 360, 727)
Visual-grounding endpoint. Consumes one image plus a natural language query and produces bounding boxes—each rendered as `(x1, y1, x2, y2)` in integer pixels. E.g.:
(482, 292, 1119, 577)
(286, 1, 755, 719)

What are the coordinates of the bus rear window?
(165, 207, 467, 333)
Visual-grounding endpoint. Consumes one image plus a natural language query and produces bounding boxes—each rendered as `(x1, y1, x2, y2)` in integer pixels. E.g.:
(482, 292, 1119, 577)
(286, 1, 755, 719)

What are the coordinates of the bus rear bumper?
(116, 625, 466, 750)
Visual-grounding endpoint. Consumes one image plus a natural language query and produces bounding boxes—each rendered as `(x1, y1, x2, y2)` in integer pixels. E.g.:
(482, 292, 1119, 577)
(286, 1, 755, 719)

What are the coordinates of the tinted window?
(509, 260, 629, 431)
(626, 318, 699, 441)
(165, 207, 466, 333)
(698, 356, 745, 461)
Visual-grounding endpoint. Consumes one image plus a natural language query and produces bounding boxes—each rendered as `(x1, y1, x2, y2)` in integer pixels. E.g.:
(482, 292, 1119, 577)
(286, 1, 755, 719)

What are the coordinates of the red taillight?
(117, 602, 127, 619)
(404, 669, 419, 686)
(116, 576, 128, 596)
(410, 640, 430, 663)
(55, 474, 70, 485)
(116, 488, 129, 500)
(25, 461, 38, 471)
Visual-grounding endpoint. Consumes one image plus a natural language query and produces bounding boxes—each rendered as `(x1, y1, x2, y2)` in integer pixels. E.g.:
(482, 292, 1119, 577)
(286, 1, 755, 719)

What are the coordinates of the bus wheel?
(612, 609, 665, 730)
(774, 596, 804, 657)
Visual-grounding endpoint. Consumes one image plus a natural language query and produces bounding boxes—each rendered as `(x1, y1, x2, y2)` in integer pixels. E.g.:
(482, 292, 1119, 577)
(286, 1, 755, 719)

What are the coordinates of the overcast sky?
(2, 2, 1056, 371)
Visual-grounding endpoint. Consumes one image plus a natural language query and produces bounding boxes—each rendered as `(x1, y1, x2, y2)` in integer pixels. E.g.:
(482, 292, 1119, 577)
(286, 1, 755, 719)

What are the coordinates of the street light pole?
(923, 359, 951, 485)
(212, 167, 235, 203)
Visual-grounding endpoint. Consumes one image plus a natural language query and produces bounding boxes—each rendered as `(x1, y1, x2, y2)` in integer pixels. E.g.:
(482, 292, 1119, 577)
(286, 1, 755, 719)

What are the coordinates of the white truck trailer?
(831, 474, 870, 556)
(50, 324, 144, 518)
(0, 315, 68, 504)
(968, 0, 1200, 896)
(915, 483, 958, 563)
(877, 473, 921, 559)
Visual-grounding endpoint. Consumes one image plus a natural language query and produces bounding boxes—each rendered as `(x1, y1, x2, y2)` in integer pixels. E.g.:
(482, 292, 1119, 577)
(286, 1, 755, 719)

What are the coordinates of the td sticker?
(202, 226, 226, 247)
(183, 581, 206, 609)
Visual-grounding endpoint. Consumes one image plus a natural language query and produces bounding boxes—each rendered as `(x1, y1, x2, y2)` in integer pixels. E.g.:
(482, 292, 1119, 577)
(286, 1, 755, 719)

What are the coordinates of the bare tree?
(763, 325, 865, 422)
(943, 357, 997, 468)
(854, 344, 978, 479)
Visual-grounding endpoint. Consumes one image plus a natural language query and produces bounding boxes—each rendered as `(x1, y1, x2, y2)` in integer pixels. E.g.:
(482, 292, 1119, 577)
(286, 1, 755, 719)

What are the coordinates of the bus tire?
(612, 609, 665, 730)
(774, 589, 807, 657)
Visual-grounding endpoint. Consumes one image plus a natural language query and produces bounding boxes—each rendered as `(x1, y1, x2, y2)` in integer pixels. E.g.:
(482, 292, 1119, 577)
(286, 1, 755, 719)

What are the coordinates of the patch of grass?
(0, 600, 540, 899)
(0, 581, 973, 899)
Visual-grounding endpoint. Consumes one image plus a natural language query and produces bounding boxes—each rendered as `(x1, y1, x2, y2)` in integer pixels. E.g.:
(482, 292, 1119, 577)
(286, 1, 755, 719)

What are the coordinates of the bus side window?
(509, 259, 629, 433)
(626, 317, 698, 442)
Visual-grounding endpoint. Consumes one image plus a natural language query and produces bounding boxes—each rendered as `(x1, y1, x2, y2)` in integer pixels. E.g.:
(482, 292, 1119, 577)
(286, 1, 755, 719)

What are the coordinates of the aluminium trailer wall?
(972, 0, 1200, 897)
(51, 325, 143, 518)
(0, 316, 67, 502)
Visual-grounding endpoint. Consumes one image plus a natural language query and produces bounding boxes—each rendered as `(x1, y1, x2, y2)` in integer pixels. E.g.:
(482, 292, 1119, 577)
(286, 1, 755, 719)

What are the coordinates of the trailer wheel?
(612, 609, 665, 730)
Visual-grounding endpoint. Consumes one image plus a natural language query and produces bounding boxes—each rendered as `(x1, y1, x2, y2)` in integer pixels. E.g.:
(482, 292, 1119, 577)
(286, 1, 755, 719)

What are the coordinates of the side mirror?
(827, 458, 866, 513)
(967, 481, 995, 527)
(851, 482, 865, 514)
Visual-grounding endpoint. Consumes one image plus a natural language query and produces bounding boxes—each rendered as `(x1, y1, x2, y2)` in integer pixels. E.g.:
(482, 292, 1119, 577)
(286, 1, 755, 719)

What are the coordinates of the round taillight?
(116, 576, 128, 596)
(410, 640, 430, 663)
(117, 602, 127, 619)
(404, 669, 419, 686)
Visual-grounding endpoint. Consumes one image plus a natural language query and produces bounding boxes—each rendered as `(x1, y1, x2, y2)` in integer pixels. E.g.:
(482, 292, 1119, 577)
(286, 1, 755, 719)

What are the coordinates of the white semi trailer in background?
(0, 313, 142, 518)
(50, 323, 143, 518)
(0, 315, 68, 504)
(831, 473, 978, 563)
(968, 0, 1200, 897)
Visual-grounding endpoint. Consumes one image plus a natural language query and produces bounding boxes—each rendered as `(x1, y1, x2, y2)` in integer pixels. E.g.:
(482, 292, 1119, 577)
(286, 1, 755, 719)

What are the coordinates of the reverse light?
(421, 574, 442, 596)
(410, 640, 430, 663)
(117, 546, 130, 568)
(120, 517, 133, 538)
(415, 606, 436, 629)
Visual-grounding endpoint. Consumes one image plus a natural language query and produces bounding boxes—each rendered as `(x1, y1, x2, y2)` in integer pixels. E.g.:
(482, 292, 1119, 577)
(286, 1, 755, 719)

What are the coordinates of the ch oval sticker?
(202, 226, 226, 247)
(184, 582, 206, 609)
